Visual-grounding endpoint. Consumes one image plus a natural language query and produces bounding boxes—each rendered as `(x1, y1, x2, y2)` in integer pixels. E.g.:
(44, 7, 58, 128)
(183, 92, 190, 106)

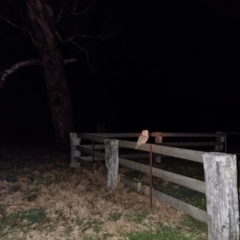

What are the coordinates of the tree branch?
(77, 32, 117, 41)
(55, 29, 93, 71)
(1, 0, 111, 74)
(54, 2, 67, 24)
(54, 0, 96, 24)
(64, 58, 77, 64)
(68, 40, 93, 71)
(71, 0, 96, 15)
(0, 15, 34, 42)
(0, 58, 77, 88)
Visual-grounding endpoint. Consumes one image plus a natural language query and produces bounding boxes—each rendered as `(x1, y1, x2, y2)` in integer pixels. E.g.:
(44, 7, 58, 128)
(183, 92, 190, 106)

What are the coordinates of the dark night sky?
(0, 0, 239, 144)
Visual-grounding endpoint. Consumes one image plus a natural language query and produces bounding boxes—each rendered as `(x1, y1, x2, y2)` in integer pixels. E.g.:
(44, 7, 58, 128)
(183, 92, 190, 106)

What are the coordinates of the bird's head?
(142, 130, 149, 136)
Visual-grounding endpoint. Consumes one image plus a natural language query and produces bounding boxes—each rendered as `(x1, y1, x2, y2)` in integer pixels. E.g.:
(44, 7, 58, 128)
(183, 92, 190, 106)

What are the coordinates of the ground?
(0, 146, 207, 239)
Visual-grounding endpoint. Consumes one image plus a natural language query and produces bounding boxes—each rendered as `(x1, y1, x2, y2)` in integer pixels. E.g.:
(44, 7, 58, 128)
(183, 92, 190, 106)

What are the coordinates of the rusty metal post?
(149, 143, 153, 208)
(92, 136, 95, 172)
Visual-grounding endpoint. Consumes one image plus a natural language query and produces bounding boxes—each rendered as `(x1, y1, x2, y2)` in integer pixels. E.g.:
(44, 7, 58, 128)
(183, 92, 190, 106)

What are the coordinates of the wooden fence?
(70, 132, 239, 240)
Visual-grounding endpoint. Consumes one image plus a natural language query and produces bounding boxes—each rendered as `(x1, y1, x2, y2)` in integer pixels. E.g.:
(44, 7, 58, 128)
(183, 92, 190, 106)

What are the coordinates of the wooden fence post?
(202, 152, 239, 240)
(104, 139, 119, 190)
(154, 135, 163, 163)
(70, 132, 81, 168)
(214, 131, 225, 152)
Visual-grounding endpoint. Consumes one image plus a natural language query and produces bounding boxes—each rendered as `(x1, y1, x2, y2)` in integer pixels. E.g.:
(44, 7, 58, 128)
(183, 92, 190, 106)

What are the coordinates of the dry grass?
(0, 147, 184, 240)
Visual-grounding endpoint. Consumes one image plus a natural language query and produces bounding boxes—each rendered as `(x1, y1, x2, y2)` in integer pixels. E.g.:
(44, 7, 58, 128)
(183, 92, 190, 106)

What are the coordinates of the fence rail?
(80, 132, 225, 138)
(70, 132, 238, 240)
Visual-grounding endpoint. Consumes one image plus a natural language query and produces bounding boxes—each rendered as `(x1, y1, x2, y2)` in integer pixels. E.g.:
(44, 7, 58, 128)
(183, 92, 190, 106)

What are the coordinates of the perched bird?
(135, 130, 149, 149)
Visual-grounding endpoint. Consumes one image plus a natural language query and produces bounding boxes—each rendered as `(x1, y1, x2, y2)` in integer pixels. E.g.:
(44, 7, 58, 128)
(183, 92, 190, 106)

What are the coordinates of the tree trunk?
(26, 0, 74, 148)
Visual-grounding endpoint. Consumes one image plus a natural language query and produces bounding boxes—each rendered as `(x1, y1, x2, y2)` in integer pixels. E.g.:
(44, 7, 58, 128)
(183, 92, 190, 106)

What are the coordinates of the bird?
(135, 130, 149, 149)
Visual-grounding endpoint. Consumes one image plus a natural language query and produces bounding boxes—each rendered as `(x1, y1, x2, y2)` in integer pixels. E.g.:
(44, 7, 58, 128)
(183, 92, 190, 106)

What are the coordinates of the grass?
(126, 211, 149, 224)
(0, 171, 18, 182)
(0, 208, 46, 239)
(128, 227, 196, 240)
(109, 212, 122, 221)
(65, 226, 73, 236)
(0, 147, 209, 239)
(181, 215, 208, 236)
(20, 208, 45, 224)
(155, 182, 206, 210)
(75, 216, 85, 226)
(24, 187, 41, 202)
(127, 215, 208, 240)
(92, 220, 104, 233)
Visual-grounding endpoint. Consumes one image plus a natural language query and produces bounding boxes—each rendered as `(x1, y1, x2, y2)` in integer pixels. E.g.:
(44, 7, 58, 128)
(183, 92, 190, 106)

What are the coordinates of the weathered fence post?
(154, 135, 163, 163)
(104, 139, 119, 190)
(214, 131, 225, 152)
(202, 152, 239, 240)
(70, 132, 81, 168)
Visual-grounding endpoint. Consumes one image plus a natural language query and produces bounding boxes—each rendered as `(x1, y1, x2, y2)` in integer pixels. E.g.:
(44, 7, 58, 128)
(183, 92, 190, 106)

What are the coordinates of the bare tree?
(26, 0, 74, 148)
(0, 0, 114, 148)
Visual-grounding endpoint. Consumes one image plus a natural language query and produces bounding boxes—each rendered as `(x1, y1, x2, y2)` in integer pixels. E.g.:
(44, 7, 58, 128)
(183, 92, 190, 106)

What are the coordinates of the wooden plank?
(77, 145, 105, 159)
(81, 144, 105, 150)
(151, 187, 207, 223)
(81, 145, 150, 155)
(76, 157, 93, 168)
(76, 157, 104, 170)
(78, 133, 106, 143)
(119, 140, 204, 163)
(203, 153, 239, 240)
(79, 156, 104, 161)
(80, 133, 140, 137)
(80, 132, 225, 138)
(78, 155, 149, 161)
(159, 142, 222, 147)
(119, 158, 206, 193)
(152, 144, 204, 163)
(119, 153, 149, 159)
(118, 139, 138, 150)
(120, 176, 207, 223)
(151, 132, 225, 138)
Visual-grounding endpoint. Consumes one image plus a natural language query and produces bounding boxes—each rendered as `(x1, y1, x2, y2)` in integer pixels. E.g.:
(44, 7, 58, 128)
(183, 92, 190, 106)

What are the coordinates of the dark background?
(0, 0, 239, 145)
